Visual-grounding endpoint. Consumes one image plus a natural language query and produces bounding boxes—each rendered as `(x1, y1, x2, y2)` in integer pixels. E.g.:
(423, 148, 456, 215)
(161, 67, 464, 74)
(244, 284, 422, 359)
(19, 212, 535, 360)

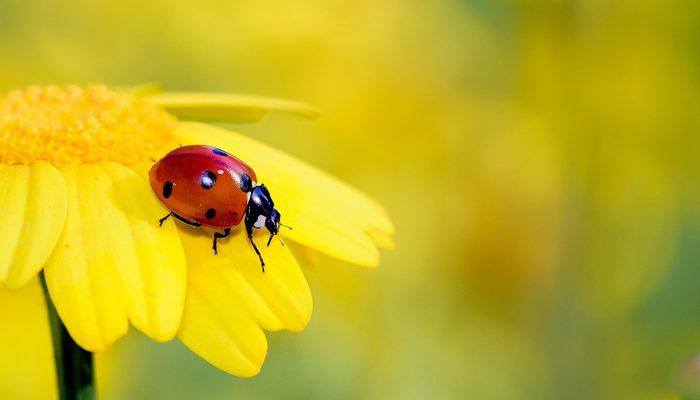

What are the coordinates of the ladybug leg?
(212, 228, 231, 255)
(249, 235, 265, 273)
(158, 212, 172, 227)
(170, 212, 202, 227)
(159, 212, 202, 228)
(245, 224, 265, 272)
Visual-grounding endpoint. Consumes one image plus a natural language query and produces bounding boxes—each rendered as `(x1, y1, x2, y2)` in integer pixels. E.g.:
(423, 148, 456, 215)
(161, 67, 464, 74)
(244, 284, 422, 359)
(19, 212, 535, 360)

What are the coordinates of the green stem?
(39, 271, 96, 400)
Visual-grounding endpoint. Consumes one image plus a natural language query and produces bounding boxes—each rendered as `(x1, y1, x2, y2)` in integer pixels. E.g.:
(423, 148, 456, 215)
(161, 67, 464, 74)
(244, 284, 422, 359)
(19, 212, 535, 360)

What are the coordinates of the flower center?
(0, 85, 176, 165)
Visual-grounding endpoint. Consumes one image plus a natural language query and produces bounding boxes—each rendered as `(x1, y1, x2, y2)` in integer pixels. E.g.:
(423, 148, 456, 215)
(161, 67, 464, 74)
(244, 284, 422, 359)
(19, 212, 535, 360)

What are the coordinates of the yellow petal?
(366, 228, 396, 250)
(45, 163, 186, 351)
(178, 284, 266, 377)
(0, 161, 67, 290)
(170, 122, 393, 267)
(177, 223, 312, 376)
(0, 278, 57, 399)
(100, 162, 187, 341)
(144, 92, 319, 123)
(126, 83, 162, 98)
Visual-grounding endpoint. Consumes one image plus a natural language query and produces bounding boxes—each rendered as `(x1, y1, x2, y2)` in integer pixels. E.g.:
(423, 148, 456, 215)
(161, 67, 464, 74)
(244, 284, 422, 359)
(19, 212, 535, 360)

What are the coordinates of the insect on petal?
(170, 122, 392, 267)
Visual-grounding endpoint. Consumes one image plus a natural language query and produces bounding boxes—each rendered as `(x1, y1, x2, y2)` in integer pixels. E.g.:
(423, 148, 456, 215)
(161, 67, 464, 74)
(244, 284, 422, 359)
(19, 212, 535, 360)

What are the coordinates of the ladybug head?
(265, 209, 281, 236)
(264, 208, 292, 247)
(248, 185, 292, 247)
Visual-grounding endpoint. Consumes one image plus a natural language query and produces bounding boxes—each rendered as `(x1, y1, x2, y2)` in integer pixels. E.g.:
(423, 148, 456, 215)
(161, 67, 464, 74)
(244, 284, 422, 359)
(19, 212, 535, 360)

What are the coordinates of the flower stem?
(39, 271, 96, 400)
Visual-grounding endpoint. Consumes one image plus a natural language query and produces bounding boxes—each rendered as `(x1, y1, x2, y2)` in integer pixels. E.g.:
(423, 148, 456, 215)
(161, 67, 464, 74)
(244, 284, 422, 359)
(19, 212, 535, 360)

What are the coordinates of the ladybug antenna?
(279, 223, 293, 230)
(266, 233, 286, 247)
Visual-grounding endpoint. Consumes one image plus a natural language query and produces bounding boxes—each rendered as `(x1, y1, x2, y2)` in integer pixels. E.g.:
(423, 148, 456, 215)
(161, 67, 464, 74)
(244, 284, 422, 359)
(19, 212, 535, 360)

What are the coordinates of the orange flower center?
(0, 85, 176, 165)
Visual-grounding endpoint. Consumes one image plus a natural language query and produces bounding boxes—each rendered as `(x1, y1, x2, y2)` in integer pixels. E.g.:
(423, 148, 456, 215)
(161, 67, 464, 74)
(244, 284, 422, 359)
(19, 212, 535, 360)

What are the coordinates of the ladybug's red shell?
(149, 145, 257, 229)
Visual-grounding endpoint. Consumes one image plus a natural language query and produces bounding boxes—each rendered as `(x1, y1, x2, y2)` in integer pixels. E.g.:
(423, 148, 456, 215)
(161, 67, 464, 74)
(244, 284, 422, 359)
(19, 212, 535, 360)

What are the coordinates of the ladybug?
(149, 144, 285, 271)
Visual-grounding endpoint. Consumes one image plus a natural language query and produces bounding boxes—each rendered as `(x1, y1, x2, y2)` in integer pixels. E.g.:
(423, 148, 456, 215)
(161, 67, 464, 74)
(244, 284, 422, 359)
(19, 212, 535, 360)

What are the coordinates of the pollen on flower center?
(0, 85, 176, 165)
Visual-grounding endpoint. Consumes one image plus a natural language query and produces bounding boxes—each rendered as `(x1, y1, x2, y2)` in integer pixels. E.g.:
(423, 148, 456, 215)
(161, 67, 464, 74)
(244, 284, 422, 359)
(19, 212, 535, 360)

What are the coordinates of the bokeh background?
(0, 0, 699, 398)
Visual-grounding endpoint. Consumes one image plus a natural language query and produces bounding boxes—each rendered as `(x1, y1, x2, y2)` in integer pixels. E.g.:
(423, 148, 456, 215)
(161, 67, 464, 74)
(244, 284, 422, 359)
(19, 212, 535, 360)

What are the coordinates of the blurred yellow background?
(0, 0, 699, 398)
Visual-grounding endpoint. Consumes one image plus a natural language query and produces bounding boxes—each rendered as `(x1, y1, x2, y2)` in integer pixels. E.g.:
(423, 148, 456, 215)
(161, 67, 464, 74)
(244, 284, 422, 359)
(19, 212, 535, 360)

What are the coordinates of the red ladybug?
(149, 145, 284, 271)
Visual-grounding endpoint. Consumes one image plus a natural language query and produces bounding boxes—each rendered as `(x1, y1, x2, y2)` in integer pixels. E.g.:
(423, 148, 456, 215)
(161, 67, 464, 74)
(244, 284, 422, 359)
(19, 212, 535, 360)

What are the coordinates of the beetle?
(149, 144, 286, 271)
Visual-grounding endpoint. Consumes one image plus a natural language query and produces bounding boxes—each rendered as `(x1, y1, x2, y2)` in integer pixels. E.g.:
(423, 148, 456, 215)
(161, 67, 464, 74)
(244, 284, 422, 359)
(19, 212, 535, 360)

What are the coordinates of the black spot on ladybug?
(239, 173, 253, 192)
(212, 148, 228, 156)
(162, 181, 173, 198)
(200, 171, 217, 189)
(205, 208, 216, 219)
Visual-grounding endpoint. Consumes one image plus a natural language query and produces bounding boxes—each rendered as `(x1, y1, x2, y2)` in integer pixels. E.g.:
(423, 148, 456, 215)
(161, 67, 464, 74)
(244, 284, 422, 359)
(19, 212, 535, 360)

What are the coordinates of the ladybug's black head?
(246, 185, 291, 248)
(265, 209, 281, 236)
(264, 208, 292, 247)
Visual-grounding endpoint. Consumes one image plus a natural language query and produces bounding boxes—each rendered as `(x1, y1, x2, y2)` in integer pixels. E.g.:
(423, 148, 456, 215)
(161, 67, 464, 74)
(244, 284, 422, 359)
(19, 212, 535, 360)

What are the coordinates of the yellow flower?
(0, 85, 393, 377)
